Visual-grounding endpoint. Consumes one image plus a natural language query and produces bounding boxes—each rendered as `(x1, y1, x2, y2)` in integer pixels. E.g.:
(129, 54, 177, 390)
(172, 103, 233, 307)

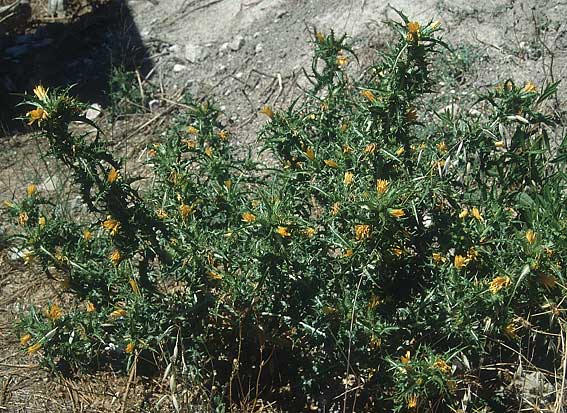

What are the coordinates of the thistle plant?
(4, 9, 566, 412)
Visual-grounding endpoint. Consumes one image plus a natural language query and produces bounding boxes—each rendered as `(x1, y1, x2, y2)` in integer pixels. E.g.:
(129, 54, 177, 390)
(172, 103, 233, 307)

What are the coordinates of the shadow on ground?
(0, 0, 151, 135)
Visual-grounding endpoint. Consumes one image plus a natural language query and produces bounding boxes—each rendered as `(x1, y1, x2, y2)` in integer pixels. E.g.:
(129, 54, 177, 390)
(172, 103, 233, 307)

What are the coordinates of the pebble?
(148, 99, 161, 112)
(255, 43, 263, 54)
(85, 103, 102, 121)
(228, 35, 245, 51)
(173, 63, 187, 73)
(185, 44, 209, 63)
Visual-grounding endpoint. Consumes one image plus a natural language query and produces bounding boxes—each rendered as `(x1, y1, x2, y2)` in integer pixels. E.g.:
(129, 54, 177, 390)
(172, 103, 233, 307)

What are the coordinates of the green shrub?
(5, 10, 566, 412)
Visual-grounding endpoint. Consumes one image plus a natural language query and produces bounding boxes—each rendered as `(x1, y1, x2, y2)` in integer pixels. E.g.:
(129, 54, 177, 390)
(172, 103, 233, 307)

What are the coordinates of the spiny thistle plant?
(3, 9, 566, 412)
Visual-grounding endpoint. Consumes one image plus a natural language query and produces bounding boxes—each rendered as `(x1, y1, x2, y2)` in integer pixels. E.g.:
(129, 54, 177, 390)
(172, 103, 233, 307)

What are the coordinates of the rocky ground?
(1, 0, 566, 411)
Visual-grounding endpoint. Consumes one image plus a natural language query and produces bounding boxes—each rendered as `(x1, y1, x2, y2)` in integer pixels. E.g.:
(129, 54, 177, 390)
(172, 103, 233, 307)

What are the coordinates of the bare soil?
(1, 0, 566, 411)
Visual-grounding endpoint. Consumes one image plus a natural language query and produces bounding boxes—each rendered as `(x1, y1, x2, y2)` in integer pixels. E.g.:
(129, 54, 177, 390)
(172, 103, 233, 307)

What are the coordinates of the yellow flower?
(110, 308, 127, 318)
(395, 146, 405, 156)
(436, 141, 448, 152)
(494, 140, 505, 148)
(26, 183, 37, 197)
(360, 89, 376, 102)
(19, 212, 29, 225)
(376, 179, 389, 194)
(204, 146, 213, 158)
(433, 358, 451, 374)
(471, 207, 483, 221)
(27, 342, 42, 354)
(354, 224, 371, 241)
(340, 123, 348, 133)
(304, 147, 315, 161)
(407, 394, 418, 409)
(304, 227, 316, 238)
(369, 335, 381, 349)
(401, 350, 411, 364)
(364, 143, 377, 154)
(107, 167, 120, 184)
(407, 21, 421, 43)
(260, 106, 274, 119)
(224, 179, 232, 190)
(102, 217, 121, 236)
(342, 144, 353, 153)
(343, 171, 354, 186)
(343, 248, 353, 258)
(23, 250, 34, 265)
(454, 255, 468, 269)
(458, 208, 469, 219)
(183, 139, 197, 149)
(523, 81, 536, 93)
(110, 250, 121, 266)
(38, 216, 46, 227)
(27, 108, 48, 126)
(368, 294, 381, 309)
(83, 229, 92, 241)
(330, 202, 340, 216)
(504, 322, 518, 339)
(525, 229, 536, 244)
(242, 212, 256, 223)
(86, 301, 96, 313)
(33, 85, 48, 100)
(20, 334, 32, 346)
(156, 209, 168, 219)
(276, 226, 291, 238)
(179, 203, 194, 218)
(208, 271, 223, 280)
(45, 304, 62, 320)
(467, 246, 479, 261)
(324, 159, 338, 168)
(389, 209, 405, 218)
(538, 274, 557, 289)
(217, 130, 229, 140)
(186, 126, 199, 135)
(315, 31, 325, 43)
(391, 247, 403, 257)
(336, 54, 348, 66)
(489, 275, 511, 294)
(125, 342, 135, 354)
(129, 278, 140, 294)
(147, 148, 157, 157)
(432, 252, 447, 263)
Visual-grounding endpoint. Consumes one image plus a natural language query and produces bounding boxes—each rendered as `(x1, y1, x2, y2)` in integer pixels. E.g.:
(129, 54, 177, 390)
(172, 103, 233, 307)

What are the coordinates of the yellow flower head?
(340, 123, 348, 133)
(432, 252, 447, 264)
(489, 275, 511, 294)
(147, 148, 157, 157)
(125, 342, 135, 354)
(343, 248, 353, 258)
(304, 147, 315, 161)
(495, 140, 506, 148)
(389, 209, 405, 218)
(27, 342, 42, 354)
(343, 171, 354, 186)
(208, 271, 223, 280)
(86, 301, 96, 313)
(458, 208, 469, 219)
(19, 212, 29, 225)
(83, 229, 92, 241)
(45, 304, 62, 320)
(525, 229, 536, 244)
(342, 144, 353, 153)
(156, 209, 168, 219)
(364, 143, 377, 154)
(433, 358, 451, 374)
(217, 130, 229, 140)
(204, 146, 213, 158)
(376, 179, 389, 194)
(110, 250, 122, 266)
(27, 108, 48, 126)
(336, 54, 348, 66)
(110, 308, 127, 318)
(38, 216, 46, 227)
(183, 139, 197, 149)
(407, 394, 418, 409)
(391, 247, 403, 257)
(368, 294, 381, 309)
(315, 31, 325, 43)
(186, 126, 199, 135)
(107, 167, 120, 184)
(471, 207, 483, 221)
(436, 141, 448, 152)
(330, 202, 340, 216)
(523, 81, 537, 93)
(26, 183, 37, 197)
(129, 278, 140, 294)
(395, 146, 405, 156)
(276, 226, 291, 238)
(102, 217, 121, 236)
(304, 227, 316, 238)
(360, 89, 376, 102)
(454, 255, 469, 269)
(401, 350, 411, 364)
(33, 85, 48, 101)
(407, 21, 421, 43)
(20, 334, 32, 346)
(354, 224, 371, 241)
(260, 106, 274, 119)
(242, 212, 256, 223)
(324, 159, 338, 168)
(504, 322, 518, 339)
(179, 203, 194, 218)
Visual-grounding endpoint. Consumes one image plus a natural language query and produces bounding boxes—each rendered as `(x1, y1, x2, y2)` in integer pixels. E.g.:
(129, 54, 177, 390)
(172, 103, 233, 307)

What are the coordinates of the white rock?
(235, 72, 244, 79)
(253, 31, 261, 38)
(219, 43, 229, 53)
(173, 63, 187, 73)
(169, 44, 181, 54)
(255, 43, 263, 54)
(228, 35, 245, 51)
(85, 103, 102, 121)
(149, 99, 161, 112)
(185, 44, 209, 63)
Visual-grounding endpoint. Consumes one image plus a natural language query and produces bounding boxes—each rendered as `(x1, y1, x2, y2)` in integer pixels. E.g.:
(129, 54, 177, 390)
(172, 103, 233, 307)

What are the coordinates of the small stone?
(185, 44, 209, 63)
(235, 72, 244, 79)
(255, 43, 263, 54)
(219, 42, 229, 54)
(173, 64, 187, 73)
(85, 103, 102, 121)
(7, 247, 31, 262)
(228, 35, 245, 51)
(275, 9, 287, 19)
(253, 32, 261, 38)
(148, 99, 161, 112)
(169, 45, 181, 54)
